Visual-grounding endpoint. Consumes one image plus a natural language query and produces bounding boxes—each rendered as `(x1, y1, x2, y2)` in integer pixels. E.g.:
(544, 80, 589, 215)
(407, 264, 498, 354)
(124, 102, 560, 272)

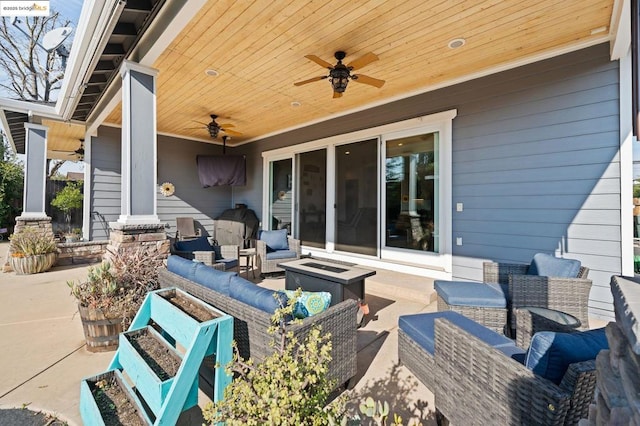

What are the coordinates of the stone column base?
(105, 222, 169, 263)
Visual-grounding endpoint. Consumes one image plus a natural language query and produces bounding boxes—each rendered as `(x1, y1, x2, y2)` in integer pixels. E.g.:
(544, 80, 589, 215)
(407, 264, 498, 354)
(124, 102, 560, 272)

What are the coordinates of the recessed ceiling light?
(345, 151, 350, 155)
(448, 38, 466, 49)
(205, 69, 219, 77)
(291, 101, 301, 107)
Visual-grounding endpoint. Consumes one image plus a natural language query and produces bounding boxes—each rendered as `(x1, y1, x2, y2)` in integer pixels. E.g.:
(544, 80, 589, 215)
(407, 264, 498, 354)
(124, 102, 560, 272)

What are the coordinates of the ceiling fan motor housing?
(330, 64, 350, 92)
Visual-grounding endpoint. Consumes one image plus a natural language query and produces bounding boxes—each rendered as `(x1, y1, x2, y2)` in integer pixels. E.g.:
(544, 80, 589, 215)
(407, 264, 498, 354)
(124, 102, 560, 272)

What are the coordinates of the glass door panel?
(384, 132, 439, 253)
(297, 149, 326, 248)
(335, 139, 378, 256)
(268, 158, 293, 233)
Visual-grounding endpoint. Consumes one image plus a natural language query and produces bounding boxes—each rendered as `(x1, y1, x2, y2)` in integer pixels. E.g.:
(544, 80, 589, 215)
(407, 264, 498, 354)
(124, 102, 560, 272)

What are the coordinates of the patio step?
(79, 288, 234, 425)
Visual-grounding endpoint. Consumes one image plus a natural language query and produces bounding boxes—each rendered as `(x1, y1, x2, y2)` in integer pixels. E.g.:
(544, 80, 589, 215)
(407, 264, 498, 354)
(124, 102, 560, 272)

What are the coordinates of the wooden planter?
(78, 304, 131, 353)
(10, 252, 57, 275)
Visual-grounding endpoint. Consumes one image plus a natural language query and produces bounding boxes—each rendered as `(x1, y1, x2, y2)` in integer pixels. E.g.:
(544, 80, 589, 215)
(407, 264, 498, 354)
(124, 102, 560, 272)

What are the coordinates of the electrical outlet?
(456, 237, 463, 246)
(456, 203, 463, 212)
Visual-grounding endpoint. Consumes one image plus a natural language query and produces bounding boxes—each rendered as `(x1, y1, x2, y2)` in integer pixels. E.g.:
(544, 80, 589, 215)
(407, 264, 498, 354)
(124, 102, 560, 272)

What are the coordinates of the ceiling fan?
(294, 51, 386, 98)
(188, 114, 243, 139)
(49, 139, 84, 160)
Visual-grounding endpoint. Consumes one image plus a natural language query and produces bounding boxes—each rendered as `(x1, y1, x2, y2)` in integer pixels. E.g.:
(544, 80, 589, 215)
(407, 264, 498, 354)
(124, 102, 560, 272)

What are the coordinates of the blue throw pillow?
(174, 236, 213, 252)
(525, 328, 608, 384)
(527, 253, 581, 278)
(282, 290, 332, 318)
(259, 229, 289, 251)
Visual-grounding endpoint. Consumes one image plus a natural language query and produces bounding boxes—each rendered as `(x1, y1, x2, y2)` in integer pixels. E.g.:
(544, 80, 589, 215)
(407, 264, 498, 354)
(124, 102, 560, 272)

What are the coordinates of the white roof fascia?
(610, 0, 631, 60)
(58, 0, 127, 120)
(0, 109, 17, 153)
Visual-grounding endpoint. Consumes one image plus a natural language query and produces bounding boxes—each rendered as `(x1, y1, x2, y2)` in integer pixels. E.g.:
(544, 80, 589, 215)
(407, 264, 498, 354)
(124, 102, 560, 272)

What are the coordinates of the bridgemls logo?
(0, 1, 50, 17)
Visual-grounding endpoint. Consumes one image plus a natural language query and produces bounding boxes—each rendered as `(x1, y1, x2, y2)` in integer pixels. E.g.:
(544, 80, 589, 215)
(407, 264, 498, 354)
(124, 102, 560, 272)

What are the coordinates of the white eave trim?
(0, 110, 16, 153)
(610, 0, 631, 60)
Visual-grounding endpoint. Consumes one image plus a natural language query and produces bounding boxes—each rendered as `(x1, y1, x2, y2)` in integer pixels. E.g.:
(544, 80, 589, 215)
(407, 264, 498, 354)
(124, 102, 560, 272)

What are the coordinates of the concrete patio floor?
(0, 240, 439, 425)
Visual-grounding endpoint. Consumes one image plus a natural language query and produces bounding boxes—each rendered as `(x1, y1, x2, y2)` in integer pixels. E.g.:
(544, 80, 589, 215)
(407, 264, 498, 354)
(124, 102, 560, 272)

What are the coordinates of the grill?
(213, 206, 259, 248)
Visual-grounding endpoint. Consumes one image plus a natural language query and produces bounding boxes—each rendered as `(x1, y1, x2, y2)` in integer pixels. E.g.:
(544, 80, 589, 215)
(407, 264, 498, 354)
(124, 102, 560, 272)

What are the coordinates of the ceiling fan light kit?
(294, 50, 385, 98)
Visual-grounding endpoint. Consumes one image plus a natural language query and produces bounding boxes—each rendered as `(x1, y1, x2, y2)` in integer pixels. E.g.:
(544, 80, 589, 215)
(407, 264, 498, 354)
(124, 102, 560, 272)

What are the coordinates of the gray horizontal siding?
(89, 126, 233, 240)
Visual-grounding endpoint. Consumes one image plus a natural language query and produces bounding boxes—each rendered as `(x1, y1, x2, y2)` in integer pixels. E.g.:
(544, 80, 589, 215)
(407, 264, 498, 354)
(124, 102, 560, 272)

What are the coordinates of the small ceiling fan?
(294, 51, 385, 98)
(188, 114, 243, 139)
(49, 139, 84, 160)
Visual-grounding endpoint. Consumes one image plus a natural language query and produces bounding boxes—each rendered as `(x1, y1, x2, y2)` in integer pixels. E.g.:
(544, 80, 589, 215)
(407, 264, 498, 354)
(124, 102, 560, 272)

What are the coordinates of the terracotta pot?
(10, 252, 57, 274)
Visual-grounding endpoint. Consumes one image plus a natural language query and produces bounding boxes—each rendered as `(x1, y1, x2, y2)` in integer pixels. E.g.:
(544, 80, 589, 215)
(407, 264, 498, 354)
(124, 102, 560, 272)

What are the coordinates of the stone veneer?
(105, 222, 169, 262)
(580, 275, 640, 425)
(57, 241, 109, 266)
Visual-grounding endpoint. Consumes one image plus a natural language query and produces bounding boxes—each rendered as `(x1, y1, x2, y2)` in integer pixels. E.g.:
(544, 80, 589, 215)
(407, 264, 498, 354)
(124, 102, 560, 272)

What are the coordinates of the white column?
(117, 60, 160, 225)
(20, 123, 49, 219)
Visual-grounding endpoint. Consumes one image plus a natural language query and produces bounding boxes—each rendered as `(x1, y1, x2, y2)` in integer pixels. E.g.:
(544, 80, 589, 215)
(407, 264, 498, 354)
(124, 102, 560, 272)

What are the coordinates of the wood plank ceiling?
(102, 0, 614, 146)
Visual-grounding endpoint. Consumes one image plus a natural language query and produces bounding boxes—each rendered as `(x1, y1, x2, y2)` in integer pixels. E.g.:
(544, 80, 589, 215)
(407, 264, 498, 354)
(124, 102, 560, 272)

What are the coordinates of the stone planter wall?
(57, 241, 109, 266)
(579, 275, 640, 425)
(105, 223, 169, 262)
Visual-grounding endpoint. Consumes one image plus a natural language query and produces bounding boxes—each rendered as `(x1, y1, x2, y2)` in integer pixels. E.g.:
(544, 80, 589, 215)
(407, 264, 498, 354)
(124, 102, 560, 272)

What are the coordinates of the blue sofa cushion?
(167, 255, 200, 282)
(229, 275, 288, 314)
(216, 258, 239, 270)
(399, 311, 517, 356)
(434, 280, 507, 308)
(525, 328, 608, 385)
(282, 290, 332, 318)
(193, 263, 236, 296)
(265, 250, 298, 261)
(174, 236, 213, 252)
(259, 229, 289, 251)
(527, 253, 581, 278)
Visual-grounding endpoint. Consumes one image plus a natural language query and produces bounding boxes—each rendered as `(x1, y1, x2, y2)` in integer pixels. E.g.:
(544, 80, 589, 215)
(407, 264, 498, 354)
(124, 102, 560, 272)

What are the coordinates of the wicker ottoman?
(434, 280, 508, 334)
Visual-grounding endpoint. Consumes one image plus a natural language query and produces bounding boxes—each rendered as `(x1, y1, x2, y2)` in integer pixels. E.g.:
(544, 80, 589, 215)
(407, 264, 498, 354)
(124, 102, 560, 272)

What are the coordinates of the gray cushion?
(174, 236, 213, 252)
(527, 253, 581, 278)
(525, 328, 607, 384)
(434, 280, 507, 308)
(167, 255, 200, 282)
(229, 275, 288, 314)
(399, 311, 518, 355)
(259, 229, 289, 251)
(193, 263, 236, 296)
(265, 249, 298, 260)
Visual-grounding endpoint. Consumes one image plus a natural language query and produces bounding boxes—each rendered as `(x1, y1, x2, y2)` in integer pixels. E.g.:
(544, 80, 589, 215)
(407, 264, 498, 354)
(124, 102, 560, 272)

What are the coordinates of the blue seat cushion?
(265, 250, 298, 260)
(525, 327, 608, 384)
(399, 311, 517, 356)
(434, 280, 507, 308)
(527, 253, 581, 278)
(229, 275, 289, 314)
(193, 263, 236, 296)
(259, 229, 289, 251)
(216, 258, 239, 270)
(174, 236, 213, 252)
(167, 255, 200, 282)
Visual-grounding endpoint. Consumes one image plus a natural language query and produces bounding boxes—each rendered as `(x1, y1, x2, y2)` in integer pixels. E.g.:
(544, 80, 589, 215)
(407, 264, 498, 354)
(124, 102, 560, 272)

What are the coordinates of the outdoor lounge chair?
(255, 229, 301, 274)
(170, 236, 239, 272)
(435, 253, 592, 334)
(175, 217, 202, 241)
(398, 311, 605, 425)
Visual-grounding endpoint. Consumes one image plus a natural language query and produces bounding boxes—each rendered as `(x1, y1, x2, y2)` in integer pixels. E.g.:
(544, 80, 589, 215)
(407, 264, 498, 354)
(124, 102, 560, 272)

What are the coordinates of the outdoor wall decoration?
(160, 182, 175, 197)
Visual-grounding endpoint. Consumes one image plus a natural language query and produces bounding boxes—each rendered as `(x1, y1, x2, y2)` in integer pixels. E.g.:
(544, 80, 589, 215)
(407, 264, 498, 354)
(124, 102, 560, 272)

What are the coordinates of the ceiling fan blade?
(218, 123, 235, 128)
(305, 55, 334, 69)
(222, 129, 243, 136)
(333, 91, 343, 99)
(347, 52, 379, 70)
(353, 74, 386, 88)
(294, 76, 327, 86)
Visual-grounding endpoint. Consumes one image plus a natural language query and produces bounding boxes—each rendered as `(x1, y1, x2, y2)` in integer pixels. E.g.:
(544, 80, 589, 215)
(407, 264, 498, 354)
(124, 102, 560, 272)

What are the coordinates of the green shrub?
(51, 182, 83, 233)
(9, 227, 57, 256)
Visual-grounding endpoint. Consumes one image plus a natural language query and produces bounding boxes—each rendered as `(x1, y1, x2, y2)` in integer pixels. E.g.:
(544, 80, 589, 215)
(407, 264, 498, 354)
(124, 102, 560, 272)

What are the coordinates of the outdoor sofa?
(158, 255, 358, 392)
(398, 311, 606, 425)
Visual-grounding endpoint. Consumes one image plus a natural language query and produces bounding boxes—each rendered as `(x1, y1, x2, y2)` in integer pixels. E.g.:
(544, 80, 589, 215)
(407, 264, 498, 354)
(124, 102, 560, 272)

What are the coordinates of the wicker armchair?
(256, 234, 301, 274)
(432, 317, 597, 426)
(170, 238, 239, 272)
(484, 260, 592, 330)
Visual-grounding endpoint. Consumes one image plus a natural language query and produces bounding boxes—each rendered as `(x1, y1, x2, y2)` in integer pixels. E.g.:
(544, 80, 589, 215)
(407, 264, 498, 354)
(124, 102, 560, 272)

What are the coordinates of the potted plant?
(9, 227, 58, 274)
(67, 248, 163, 352)
(51, 182, 83, 242)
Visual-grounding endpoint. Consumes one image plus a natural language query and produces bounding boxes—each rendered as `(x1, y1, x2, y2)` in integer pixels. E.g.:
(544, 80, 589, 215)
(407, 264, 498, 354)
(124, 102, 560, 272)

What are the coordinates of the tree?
(51, 181, 83, 233)
(0, 132, 24, 229)
(0, 12, 71, 102)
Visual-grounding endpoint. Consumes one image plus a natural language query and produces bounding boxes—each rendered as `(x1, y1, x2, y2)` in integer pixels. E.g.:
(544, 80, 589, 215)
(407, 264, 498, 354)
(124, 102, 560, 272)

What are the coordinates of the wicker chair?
(399, 316, 598, 426)
(170, 237, 239, 272)
(484, 260, 592, 330)
(256, 232, 301, 274)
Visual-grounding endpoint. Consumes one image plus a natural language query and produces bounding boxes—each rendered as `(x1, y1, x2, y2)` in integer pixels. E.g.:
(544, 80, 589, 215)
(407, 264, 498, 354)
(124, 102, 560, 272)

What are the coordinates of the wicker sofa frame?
(436, 293, 507, 333)
(399, 317, 597, 425)
(256, 235, 301, 274)
(484, 261, 592, 330)
(158, 267, 358, 388)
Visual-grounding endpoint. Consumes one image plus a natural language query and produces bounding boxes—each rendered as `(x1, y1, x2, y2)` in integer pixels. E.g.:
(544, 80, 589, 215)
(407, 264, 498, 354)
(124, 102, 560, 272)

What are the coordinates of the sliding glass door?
(296, 149, 327, 248)
(334, 139, 378, 256)
(267, 158, 293, 233)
